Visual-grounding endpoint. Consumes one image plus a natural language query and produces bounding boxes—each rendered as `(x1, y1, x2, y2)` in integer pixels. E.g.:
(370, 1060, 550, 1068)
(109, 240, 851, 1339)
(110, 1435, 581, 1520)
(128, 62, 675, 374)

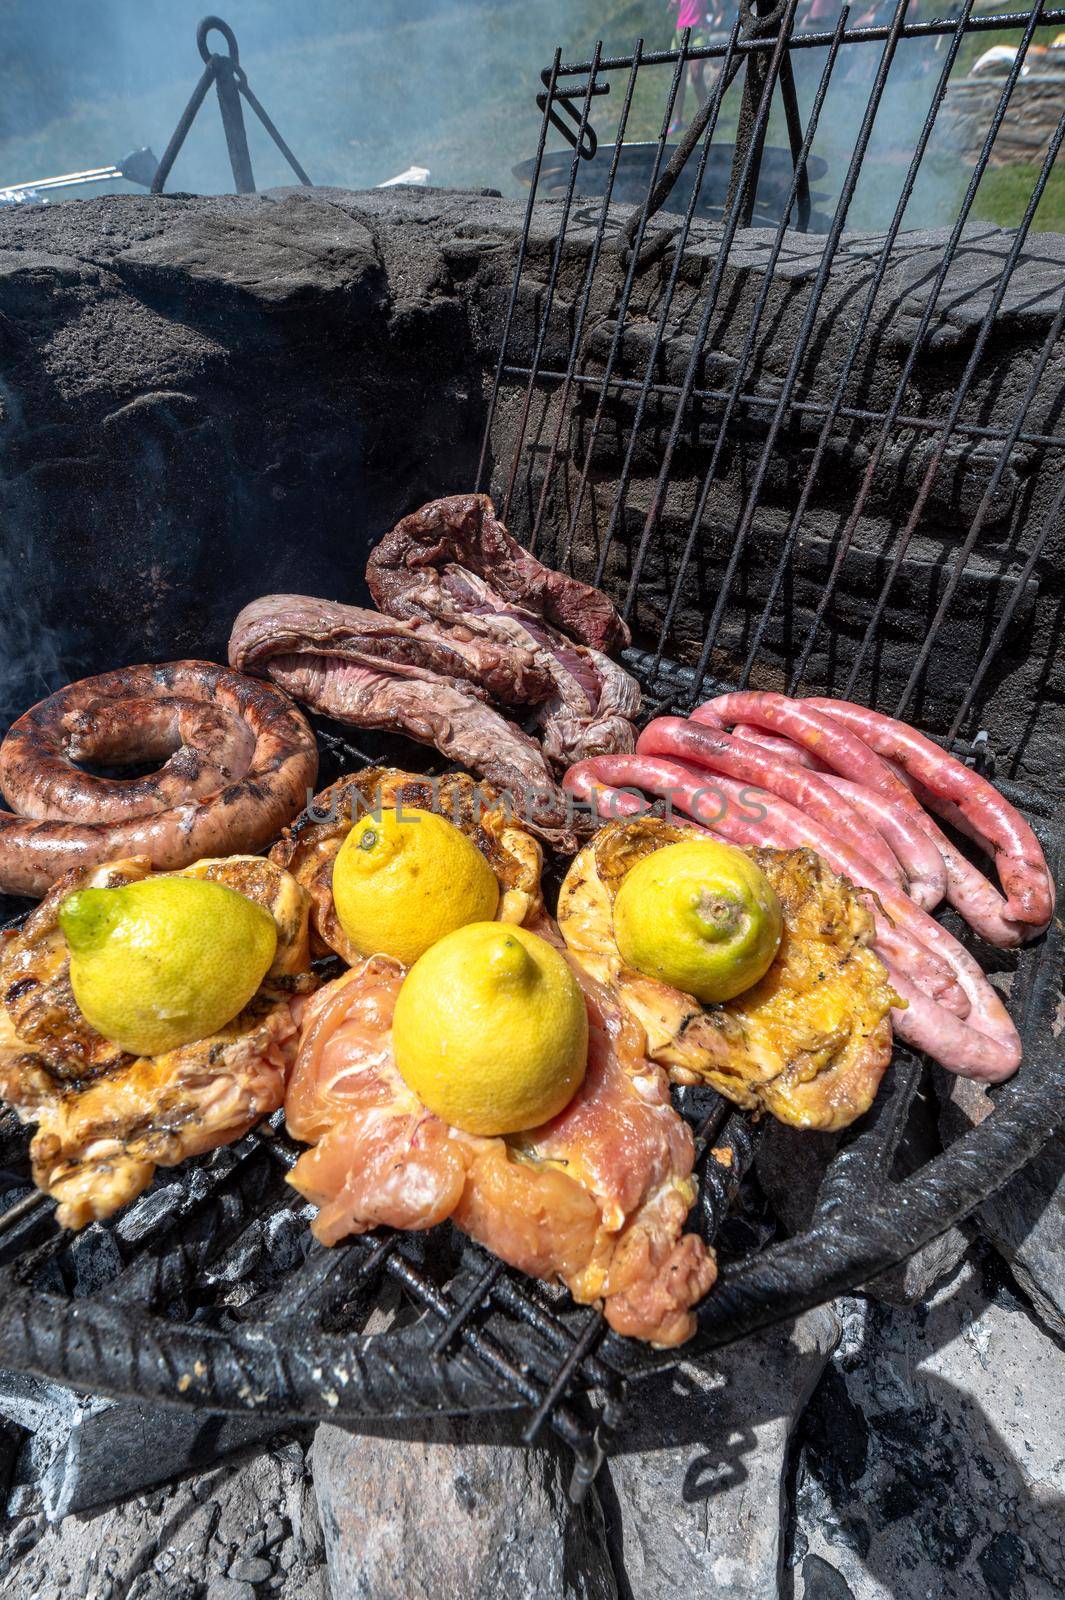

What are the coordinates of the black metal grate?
(1, 4, 1064, 1499)
(482, 0, 1065, 749)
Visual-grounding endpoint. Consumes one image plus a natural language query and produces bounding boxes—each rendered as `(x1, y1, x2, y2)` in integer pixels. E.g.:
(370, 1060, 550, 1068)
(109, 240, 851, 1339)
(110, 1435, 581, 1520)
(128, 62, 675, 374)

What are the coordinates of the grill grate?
(484, 0, 1065, 751)
(1, 5, 1065, 1499)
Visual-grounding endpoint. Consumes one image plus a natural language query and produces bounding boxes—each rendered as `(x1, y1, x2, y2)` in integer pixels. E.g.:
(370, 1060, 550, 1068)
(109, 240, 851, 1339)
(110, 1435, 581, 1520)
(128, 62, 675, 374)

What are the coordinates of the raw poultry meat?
(285, 942, 716, 1346)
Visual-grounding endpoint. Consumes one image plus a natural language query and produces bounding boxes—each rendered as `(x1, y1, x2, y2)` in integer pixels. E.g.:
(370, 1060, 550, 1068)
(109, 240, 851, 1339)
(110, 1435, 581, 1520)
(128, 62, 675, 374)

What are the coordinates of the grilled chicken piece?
(285, 942, 716, 1346)
(0, 855, 316, 1228)
(558, 818, 897, 1131)
(270, 767, 545, 963)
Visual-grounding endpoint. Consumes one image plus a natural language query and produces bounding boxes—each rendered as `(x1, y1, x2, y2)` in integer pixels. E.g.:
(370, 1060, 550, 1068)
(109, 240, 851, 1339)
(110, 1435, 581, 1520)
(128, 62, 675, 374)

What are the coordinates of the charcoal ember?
(790, 1261, 1065, 1599)
(935, 1070, 1065, 1340)
(601, 1306, 840, 1599)
(311, 1418, 617, 1599)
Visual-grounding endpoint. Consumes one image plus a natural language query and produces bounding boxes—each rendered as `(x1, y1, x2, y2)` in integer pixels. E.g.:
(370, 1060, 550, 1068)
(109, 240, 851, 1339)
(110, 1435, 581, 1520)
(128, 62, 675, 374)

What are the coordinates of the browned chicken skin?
(558, 818, 898, 1131)
(270, 767, 545, 961)
(0, 855, 316, 1228)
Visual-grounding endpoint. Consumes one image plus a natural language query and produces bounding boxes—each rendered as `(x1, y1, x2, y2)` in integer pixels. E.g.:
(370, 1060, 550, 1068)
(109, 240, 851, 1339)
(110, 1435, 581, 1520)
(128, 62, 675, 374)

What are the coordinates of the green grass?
(1, 1, 1061, 234)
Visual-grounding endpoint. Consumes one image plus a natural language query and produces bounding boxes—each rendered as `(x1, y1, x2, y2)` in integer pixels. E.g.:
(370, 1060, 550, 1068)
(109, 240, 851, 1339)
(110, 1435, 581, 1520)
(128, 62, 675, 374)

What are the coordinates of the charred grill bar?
(0, 3, 1063, 1503)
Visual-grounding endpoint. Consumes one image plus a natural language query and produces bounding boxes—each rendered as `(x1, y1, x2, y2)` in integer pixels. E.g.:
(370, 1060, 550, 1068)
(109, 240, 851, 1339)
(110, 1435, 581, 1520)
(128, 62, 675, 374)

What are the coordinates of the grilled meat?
(0, 662, 318, 898)
(270, 767, 544, 963)
(232, 640, 577, 850)
(557, 817, 897, 1131)
(0, 855, 316, 1228)
(367, 495, 641, 766)
(366, 491, 631, 653)
(229, 595, 557, 707)
(285, 939, 716, 1346)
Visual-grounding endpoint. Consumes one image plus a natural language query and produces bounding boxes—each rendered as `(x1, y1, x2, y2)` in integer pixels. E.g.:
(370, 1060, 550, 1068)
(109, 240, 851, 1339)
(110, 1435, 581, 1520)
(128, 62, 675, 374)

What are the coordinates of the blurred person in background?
(668, 2, 732, 131)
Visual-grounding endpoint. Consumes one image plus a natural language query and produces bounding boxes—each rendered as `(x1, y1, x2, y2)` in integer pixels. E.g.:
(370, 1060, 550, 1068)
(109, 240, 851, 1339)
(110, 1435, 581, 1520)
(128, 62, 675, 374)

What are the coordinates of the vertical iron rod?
(896, 279, 1065, 721)
(737, 0, 978, 691)
(687, 0, 911, 704)
(593, 13, 770, 594)
(641, 4, 851, 672)
(527, 45, 645, 554)
(558, 35, 696, 570)
(790, 0, 1047, 695)
(476, 49, 562, 493)
(846, 104, 1065, 703)
(502, 44, 605, 525)
(948, 470, 1065, 744)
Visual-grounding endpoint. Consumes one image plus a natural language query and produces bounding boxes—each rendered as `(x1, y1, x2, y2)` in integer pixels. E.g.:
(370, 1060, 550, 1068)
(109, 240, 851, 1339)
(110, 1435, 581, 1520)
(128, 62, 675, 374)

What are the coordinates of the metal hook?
(197, 15, 240, 65)
(152, 15, 311, 196)
(536, 67, 608, 161)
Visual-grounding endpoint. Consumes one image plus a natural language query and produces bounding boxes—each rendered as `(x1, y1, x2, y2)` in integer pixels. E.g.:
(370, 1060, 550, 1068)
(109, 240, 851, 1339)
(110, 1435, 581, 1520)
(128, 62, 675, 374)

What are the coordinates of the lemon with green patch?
(392, 921, 587, 1135)
(331, 806, 499, 966)
(612, 838, 783, 1003)
(59, 876, 278, 1056)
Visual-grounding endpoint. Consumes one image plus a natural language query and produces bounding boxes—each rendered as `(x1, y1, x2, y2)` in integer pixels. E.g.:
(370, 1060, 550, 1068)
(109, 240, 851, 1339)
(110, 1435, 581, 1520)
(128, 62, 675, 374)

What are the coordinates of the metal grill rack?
(1, 3, 1064, 1498)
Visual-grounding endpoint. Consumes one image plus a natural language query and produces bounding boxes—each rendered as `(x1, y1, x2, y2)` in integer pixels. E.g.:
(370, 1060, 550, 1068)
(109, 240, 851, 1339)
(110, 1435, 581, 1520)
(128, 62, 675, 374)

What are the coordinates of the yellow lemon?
(59, 876, 278, 1056)
(613, 839, 783, 1004)
(331, 806, 499, 965)
(392, 922, 588, 1135)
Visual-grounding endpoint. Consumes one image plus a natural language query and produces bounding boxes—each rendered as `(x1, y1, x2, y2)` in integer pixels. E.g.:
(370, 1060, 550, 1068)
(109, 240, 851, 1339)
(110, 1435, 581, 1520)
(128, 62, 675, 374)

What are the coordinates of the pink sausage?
(567, 752, 966, 1015)
(731, 725, 828, 770)
(708, 713, 948, 911)
(814, 774, 947, 911)
(699, 691, 1047, 946)
(567, 755, 1020, 1080)
(638, 716, 907, 889)
(803, 697, 1053, 936)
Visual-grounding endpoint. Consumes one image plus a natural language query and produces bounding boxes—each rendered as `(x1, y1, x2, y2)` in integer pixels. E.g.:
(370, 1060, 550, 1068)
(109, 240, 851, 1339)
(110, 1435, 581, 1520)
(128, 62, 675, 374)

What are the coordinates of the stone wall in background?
(1, 187, 1063, 790)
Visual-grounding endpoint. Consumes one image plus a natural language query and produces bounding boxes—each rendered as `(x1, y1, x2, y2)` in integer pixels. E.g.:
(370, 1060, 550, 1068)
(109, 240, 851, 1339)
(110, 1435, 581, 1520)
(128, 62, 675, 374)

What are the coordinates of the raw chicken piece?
(285, 943, 716, 1346)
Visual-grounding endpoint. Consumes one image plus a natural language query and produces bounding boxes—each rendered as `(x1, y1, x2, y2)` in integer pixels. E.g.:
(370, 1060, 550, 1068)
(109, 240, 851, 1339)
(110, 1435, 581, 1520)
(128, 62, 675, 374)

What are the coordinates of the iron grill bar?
(598, 0, 806, 603)
(896, 286, 1065, 721)
(792, 0, 1048, 693)
(948, 469, 1065, 744)
(521, 1309, 604, 1446)
(557, 33, 699, 572)
(551, 7, 1065, 75)
(744, 0, 977, 689)
(685, 0, 911, 705)
(592, 4, 782, 593)
(500, 366, 1065, 454)
(861, 107, 1065, 709)
(475, 47, 561, 494)
(624, 2, 850, 648)
(526, 42, 644, 556)
(501, 41, 604, 526)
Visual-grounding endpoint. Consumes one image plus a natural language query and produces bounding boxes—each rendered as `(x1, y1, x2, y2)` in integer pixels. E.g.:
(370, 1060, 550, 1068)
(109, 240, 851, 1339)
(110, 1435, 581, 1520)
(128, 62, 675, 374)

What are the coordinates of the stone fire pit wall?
(1, 185, 1062, 794)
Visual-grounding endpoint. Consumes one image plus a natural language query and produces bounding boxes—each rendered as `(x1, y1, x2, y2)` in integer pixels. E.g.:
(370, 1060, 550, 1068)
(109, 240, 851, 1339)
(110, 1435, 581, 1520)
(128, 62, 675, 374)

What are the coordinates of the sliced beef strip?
(229, 595, 554, 707)
(366, 503, 641, 766)
(230, 625, 578, 850)
(366, 492, 631, 653)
